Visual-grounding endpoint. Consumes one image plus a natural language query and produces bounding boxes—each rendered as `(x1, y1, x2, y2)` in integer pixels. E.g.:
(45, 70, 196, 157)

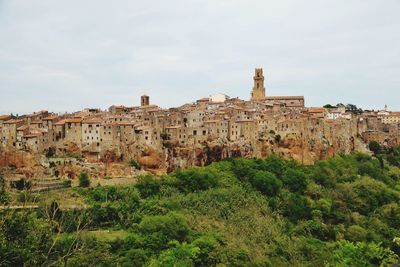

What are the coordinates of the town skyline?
(0, 67, 396, 115)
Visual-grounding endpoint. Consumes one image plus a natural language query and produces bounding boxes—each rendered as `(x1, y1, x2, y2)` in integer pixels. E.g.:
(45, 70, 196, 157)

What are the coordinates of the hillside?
(1, 151, 400, 266)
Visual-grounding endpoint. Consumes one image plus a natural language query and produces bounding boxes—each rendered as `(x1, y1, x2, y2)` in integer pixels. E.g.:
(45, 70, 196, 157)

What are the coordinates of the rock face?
(0, 119, 371, 179)
(0, 150, 46, 179)
(0, 114, 373, 179)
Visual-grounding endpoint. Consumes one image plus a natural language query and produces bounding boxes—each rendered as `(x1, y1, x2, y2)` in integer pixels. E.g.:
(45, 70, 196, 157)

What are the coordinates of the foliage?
(135, 175, 161, 198)
(78, 172, 90, 187)
(10, 178, 32, 190)
(2, 152, 400, 266)
(250, 171, 282, 196)
(369, 141, 381, 155)
(328, 240, 398, 267)
(0, 175, 9, 204)
(129, 159, 141, 170)
(172, 167, 218, 192)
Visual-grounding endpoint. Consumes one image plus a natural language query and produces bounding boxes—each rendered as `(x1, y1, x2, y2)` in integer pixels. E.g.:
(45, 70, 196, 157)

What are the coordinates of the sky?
(0, 0, 399, 114)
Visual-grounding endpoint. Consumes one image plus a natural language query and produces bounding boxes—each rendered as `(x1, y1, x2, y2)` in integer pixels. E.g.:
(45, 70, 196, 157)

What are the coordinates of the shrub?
(139, 212, 191, 250)
(280, 193, 312, 222)
(282, 168, 309, 193)
(250, 171, 282, 196)
(135, 175, 161, 198)
(10, 178, 32, 190)
(345, 225, 368, 242)
(129, 160, 141, 170)
(79, 172, 90, 187)
(369, 141, 381, 155)
(173, 168, 218, 192)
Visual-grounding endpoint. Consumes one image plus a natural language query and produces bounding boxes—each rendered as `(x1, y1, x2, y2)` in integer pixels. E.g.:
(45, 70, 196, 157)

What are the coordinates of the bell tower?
(141, 95, 150, 106)
(251, 68, 266, 101)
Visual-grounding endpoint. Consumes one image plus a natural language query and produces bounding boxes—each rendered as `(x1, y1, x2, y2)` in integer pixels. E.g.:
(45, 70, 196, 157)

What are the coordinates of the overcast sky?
(0, 0, 399, 114)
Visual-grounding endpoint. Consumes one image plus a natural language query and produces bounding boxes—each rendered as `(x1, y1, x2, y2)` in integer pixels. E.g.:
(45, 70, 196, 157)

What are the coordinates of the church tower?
(251, 68, 266, 101)
(141, 95, 150, 106)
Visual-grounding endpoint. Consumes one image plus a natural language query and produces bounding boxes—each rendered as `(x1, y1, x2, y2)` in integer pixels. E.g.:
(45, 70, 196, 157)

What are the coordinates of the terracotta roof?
(136, 126, 150, 130)
(308, 108, 326, 113)
(43, 115, 59, 121)
(3, 119, 23, 124)
(0, 115, 12, 121)
(24, 133, 41, 138)
(54, 119, 66, 126)
(263, 96, 304, 100)
(165, 125, 182, 129)
(65, 118, 82, 123)
(236, 119, 254, 123)
(17, 125, 29, 131)
(82, 118, 102, 124)
(117, 121, 135, 126)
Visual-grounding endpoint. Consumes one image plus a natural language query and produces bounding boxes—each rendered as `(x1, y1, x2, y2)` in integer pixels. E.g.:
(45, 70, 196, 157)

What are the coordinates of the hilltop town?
(0, 68, 398, 179)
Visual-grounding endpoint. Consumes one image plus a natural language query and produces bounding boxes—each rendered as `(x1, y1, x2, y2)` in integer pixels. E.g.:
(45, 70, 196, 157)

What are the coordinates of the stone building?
(251, 68, 266, 101)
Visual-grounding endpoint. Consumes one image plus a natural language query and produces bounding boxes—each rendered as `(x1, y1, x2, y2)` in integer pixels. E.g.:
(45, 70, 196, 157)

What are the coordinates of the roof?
(43, 115, 59, 121)
(3, 119, 23, 124)
(0, 115, 12, 121)
(236, 119, 254, 123)
(65, 118, 82, 123)
(263, 96, 304, 100)
(17, 125, 29, 131)
(82, 118, 102, 124)
(24, 133, 41, 138)
(54, 119, 66, 126)
(117, 121, 135, 126)
(308, 108, 326, 113)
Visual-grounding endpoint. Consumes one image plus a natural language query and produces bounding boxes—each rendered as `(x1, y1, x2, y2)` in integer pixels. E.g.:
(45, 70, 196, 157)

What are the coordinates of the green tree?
(135, 175, 161, 198)
(149, 241, 200, 267)
(129, 159, 141, 170)
(173, 168, 218, 192)
(79, 172, 90, 187)
(0, 175, 9, 204)
(251, 171, 282, 196)
(369, 141, 381, 155)
(282, 168, 308, 193)
(328, 241, 398, 267)
(345, 225, 368, 242)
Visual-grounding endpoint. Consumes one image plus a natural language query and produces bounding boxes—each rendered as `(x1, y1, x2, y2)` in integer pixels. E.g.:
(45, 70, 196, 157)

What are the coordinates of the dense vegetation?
(1, 151, 400, 266)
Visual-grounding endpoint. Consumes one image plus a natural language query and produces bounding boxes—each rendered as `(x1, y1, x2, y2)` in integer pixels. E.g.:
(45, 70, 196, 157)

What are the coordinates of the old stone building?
(251, 68, 266, 101)
(1, 67, 397, 170)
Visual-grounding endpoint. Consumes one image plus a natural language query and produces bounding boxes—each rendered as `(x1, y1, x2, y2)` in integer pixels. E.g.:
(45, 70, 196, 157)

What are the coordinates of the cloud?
(0, 0, 399, 114)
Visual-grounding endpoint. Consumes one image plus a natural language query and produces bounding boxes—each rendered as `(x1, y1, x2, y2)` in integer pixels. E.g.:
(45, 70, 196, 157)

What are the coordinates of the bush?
(63, 179, 72, 188)
(250, 171, 282, 196)
(129, 160, 141, 170)
(345, 225, 368, 242)
(139, 212, 191, 250)
(10, 178, 32, 190)
(79, 173, 90, 187)
(282, 168, 308, 193)
(173, 168, 218, 192)
(136, 175, 161, 198)
(280, 193, 312, 222)
(369, 141, 381, 155)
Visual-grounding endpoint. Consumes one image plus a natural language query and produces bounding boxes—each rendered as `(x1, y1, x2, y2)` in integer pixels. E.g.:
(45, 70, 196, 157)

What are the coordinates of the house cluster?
(1, 69, 399, 160)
